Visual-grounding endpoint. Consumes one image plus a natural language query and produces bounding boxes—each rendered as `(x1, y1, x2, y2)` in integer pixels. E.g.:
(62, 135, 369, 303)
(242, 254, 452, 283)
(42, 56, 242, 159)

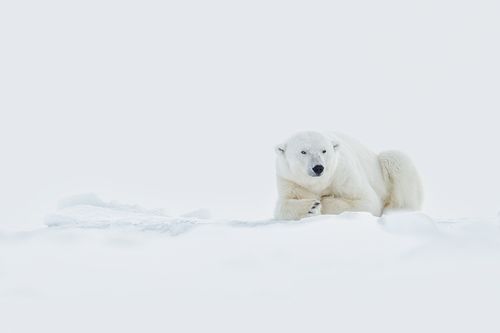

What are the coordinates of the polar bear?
(274, 131, 423, 220)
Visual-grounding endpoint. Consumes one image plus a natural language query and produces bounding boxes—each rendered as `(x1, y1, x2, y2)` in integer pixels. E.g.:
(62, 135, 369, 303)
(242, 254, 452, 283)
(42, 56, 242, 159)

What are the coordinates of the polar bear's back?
(327, 132, 389, 201)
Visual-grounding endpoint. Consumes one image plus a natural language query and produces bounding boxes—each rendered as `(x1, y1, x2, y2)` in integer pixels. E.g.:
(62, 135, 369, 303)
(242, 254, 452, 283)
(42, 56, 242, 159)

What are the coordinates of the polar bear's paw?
(307, 200, 322, 216)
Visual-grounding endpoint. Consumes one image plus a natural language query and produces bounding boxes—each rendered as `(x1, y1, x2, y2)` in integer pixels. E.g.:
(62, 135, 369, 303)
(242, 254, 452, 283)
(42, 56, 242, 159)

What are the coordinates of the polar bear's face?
(276, 131, 339, 187)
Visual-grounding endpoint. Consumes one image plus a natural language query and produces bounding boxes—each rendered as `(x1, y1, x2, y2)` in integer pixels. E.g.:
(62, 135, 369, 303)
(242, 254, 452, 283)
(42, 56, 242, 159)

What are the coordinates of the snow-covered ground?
(2, 1, 500, 332)
(2, 195, 500, 333)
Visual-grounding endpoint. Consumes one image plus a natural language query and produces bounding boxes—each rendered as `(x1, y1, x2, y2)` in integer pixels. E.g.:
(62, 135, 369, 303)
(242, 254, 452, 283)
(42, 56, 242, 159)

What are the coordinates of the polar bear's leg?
(321, 196, 383, 216)
(379, 150, 423, 211)
(274, 199, 321, 220)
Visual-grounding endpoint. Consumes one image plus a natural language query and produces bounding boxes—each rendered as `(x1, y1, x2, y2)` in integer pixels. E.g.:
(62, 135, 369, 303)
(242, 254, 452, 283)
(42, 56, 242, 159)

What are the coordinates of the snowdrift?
(1, 194, 500, 333)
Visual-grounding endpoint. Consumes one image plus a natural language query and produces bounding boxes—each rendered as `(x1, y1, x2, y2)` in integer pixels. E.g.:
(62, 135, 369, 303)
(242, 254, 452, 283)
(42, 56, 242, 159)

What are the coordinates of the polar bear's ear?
(332, 141, 340, 151)
(275, 143, 286, 154)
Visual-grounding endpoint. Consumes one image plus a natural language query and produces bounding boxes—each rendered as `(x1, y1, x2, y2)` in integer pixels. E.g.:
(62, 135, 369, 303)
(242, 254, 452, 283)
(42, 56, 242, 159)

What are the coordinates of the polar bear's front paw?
(307, 200, 321, 216)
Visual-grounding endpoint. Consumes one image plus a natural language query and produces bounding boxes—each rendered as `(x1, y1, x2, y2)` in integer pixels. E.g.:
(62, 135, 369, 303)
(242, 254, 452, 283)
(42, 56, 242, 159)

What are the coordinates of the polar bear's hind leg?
(379, 151, 423, 211)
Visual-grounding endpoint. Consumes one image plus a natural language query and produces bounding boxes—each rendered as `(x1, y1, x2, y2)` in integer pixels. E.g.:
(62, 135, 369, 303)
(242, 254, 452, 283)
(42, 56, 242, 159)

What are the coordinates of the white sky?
(1, 0, 499, 229)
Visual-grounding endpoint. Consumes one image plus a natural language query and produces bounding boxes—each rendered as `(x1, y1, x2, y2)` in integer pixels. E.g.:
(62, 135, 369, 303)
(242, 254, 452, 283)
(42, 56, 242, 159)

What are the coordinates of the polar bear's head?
(275, 131, 340, 188)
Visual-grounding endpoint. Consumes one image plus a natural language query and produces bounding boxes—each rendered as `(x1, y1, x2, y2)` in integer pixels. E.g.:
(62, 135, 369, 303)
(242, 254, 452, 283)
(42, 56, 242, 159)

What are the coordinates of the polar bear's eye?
(322, 150, 327, 154)
(301, 151, 307, 155)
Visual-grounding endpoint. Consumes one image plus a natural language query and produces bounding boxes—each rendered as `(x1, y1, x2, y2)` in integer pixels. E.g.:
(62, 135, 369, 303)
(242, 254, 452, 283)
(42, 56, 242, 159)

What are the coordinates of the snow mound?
(1, 195, 496, 333)
(380, 211, 439, 236)
(45, 193, 211, 235)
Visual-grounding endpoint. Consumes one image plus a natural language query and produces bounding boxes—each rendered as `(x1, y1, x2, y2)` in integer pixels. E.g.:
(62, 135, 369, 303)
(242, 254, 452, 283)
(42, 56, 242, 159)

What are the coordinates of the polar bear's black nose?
(312, 165, 324, 176)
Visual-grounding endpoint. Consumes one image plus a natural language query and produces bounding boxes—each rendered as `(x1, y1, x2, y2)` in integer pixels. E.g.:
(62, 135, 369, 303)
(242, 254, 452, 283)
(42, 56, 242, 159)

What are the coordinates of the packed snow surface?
(2, 195, 500, 333)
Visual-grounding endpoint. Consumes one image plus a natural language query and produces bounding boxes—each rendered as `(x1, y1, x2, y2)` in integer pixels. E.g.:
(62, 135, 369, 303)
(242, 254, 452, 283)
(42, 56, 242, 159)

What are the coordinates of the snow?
(2, 0, 500, 332)
(2, 195, 500, 333)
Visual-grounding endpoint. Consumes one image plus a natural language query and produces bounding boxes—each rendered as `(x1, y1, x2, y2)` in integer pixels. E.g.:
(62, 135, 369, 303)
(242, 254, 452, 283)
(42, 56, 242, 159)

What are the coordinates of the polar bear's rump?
(379, 151, 423, 211)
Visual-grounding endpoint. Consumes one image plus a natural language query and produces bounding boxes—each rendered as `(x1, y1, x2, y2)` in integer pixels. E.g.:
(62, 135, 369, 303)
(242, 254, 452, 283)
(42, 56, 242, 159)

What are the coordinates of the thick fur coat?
(274, 131, 423, 220)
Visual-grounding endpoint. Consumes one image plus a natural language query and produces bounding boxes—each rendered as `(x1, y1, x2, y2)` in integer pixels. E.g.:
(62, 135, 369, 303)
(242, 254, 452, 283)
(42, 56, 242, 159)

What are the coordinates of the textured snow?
(2, 0, 500, 332)
(2, 195, 500, 333)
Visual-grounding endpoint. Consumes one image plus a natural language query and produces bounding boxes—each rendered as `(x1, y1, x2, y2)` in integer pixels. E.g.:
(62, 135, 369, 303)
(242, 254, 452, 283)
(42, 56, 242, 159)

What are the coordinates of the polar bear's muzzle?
(311, 164, 324, 177)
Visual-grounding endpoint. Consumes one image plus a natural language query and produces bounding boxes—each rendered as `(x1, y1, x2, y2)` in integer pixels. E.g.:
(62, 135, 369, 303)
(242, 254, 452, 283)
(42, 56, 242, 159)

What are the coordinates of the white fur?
(274, 131, 423, 220)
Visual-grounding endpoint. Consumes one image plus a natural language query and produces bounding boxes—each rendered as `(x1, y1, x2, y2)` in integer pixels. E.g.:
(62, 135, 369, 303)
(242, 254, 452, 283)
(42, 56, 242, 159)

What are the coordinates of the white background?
(1, 0, 499, 230)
